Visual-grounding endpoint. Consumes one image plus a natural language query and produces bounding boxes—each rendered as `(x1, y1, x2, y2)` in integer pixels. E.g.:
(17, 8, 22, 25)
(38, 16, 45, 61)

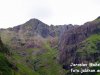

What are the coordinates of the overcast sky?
(0, 0, 100, 28)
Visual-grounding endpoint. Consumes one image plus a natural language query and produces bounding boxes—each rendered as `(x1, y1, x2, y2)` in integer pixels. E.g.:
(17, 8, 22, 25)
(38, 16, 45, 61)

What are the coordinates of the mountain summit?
(0, 18, 76, 49)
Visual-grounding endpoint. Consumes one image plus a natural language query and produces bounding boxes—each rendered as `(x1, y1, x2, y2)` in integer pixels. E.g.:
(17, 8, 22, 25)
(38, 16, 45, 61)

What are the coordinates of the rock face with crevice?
(59, 17, 100, 66)
(0, 19, 78, 49)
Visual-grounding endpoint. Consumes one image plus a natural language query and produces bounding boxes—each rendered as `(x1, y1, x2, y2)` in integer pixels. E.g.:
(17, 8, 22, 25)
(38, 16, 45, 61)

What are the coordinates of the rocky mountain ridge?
(0, 18, 78, 49)
(59, 16, 100, 66)
(0, 17, 100, 75)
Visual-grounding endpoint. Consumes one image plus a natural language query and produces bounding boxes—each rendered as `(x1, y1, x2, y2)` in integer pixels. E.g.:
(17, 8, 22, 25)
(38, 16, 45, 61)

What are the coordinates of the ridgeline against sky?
(0, 0, 100, 28)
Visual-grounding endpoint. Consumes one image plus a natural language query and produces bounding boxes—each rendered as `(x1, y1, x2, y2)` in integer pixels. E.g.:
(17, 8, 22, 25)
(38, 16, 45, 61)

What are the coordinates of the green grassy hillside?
(0, 53, 13, 75)
(77, 34, 100, 60)
(0, 38, 15, 75)
(72, 34, 100, 75)
(9, 41, 65, 75)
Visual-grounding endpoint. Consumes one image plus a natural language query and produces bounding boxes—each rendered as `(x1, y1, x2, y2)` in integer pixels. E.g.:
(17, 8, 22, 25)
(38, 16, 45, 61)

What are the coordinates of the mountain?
(59, 17, 100, 74)
(0, 18, 77, 50)
(1, 17, 100, 75)
(0, 18, 79, 75)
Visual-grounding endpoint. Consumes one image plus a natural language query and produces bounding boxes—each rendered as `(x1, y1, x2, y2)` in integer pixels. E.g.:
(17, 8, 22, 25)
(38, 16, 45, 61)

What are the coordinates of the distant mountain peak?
(25, 18, 42, 25)
(23, 18, 50, 29)
(29, 18, 41, 22)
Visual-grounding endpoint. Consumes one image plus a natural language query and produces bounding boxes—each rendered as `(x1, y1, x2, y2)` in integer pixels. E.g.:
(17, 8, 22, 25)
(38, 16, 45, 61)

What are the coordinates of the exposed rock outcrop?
(59, 17, 100, 66)
(0, 18, 77, 49)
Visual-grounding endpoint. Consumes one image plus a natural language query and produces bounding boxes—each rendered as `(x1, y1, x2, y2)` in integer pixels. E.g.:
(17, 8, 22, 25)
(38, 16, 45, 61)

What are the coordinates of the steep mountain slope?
(10, 41, 66, 75)
(1, 17, 100, 75)
(59, 17, 100, 74)
(0, 19, 79, 75)
(0, 38, 15, 75)
(0, 19, 77, 50)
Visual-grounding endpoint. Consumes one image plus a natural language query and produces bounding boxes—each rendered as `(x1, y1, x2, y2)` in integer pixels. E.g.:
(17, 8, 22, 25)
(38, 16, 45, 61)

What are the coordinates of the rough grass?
(0, 53, 13, 75)
(71, 34, 100, 75)
(31, 42, 65, 75)
(10, 41, 65, 75)
(77, 34, 100, 54)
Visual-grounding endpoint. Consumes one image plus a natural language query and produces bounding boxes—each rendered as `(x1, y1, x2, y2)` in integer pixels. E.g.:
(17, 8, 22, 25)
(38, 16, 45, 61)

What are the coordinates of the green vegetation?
(0, 38, 15, 75)
(9, 41, 65, 75)
(1, 33, 100, 75)
(77, 34, 100, 56)
(30, 42, 65, 75)
(0, 53, 13, 75)
(73, 34, 100, 75)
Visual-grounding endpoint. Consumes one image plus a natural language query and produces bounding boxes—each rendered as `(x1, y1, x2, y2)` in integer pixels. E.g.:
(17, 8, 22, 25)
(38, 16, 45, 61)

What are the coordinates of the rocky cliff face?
(59, 17, 100, 66)
(0, 37, 4, 52)
(0, 18, 77, 49)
